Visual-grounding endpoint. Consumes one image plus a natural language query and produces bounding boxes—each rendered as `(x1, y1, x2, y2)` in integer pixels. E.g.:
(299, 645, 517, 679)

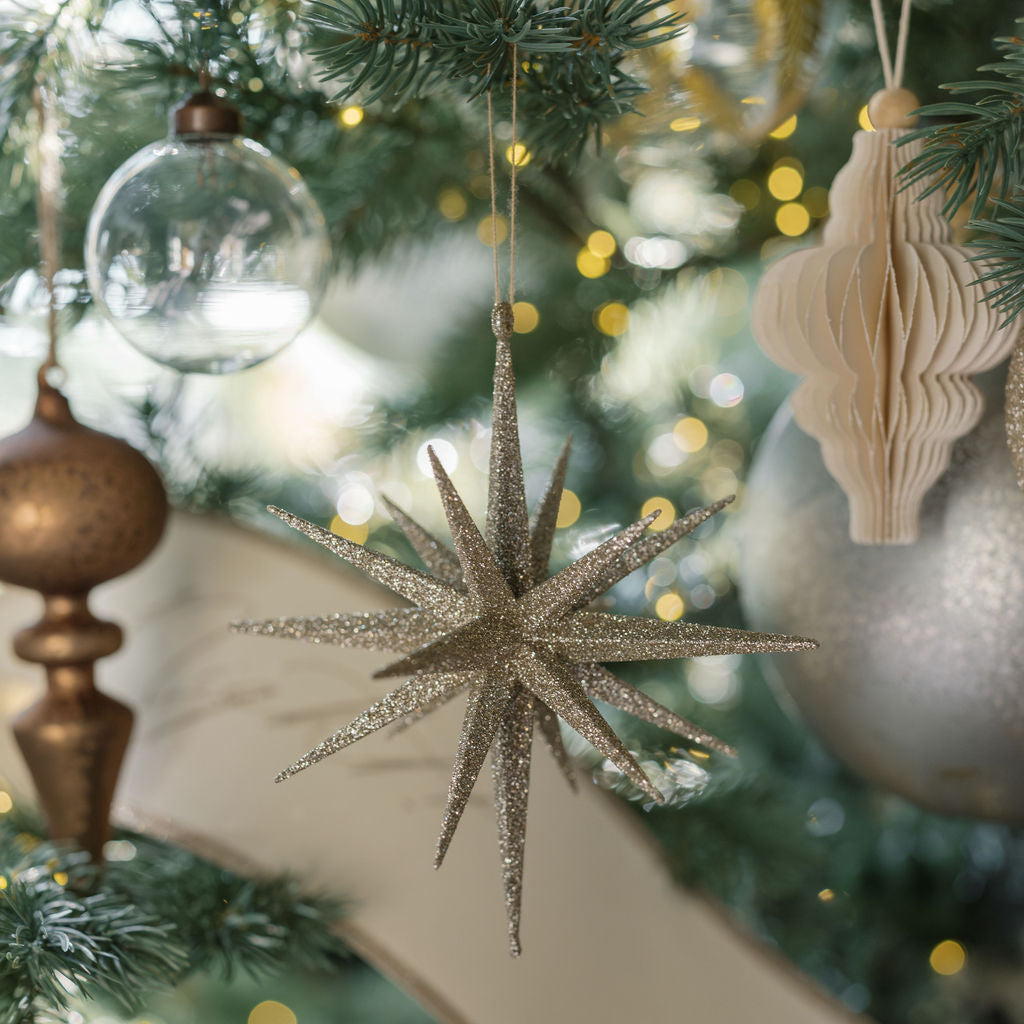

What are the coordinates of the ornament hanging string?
(869, 0, 913, 90)
(32, 84, 62, 374)
(485, 45, 521, 333)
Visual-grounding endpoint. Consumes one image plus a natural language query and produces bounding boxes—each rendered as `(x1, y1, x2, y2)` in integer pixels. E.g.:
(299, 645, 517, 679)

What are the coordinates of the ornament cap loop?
(173, 90, 243, 138)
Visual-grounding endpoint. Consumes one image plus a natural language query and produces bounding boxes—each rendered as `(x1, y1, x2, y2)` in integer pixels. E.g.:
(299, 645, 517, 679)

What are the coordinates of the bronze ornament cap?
(173, 89, 243, 138)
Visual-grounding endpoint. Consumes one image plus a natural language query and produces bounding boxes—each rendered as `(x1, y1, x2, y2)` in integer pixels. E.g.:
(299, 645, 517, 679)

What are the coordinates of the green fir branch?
(898, 20, 1024, 220)
(304, 0, 685, 158)
(0, 809, 346, 1023)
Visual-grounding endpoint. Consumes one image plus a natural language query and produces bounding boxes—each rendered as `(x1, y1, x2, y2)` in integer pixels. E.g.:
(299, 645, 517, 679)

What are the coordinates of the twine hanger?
(485, 44, 520, 341)
(869, 0, 913, 91)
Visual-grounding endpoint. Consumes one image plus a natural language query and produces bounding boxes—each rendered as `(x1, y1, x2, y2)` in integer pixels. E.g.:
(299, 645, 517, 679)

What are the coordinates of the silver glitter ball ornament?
(738, 370, 1024, 822)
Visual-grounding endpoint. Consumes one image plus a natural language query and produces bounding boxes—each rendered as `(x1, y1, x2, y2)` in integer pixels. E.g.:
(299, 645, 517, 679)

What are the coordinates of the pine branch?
(304, 0, 686, 159)
(0, 808, 346, 1022)
(898, 19, 1024, 220)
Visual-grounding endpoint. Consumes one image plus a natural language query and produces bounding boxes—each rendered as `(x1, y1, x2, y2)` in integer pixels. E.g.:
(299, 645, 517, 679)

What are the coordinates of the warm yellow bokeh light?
(248, 77, 264, 93)
(803, 185, 829, 218)
(929, 940, 966, 976)
(655, 592, 685, 621)
(438, 188, 467, 221)
(556, 489, 582, 528)
(740, 95, 765, 105)
(587, 229, 616, 258)
(0, 877, 7, 891)
(767, 165, 803, 201)
(775, 202, 811, 237)
(505, 143, 531, 167)
(249, 1001, 299, 1024)
(330, 515, 369, 545)
(670, 115, 701, 132)
(641, 496, 676, 530)
(768, 114, 797, 139)
(818, 888, 835, 903)
(577, 248, 610, 278)
(477, 214, 509, 246)
(339, 104, 364, 127)
(858, 104, 875, 132)
(511, 301, 539, 333)
(53, 872, 68, 886)
(673, 417, 708, 453)
(595, 301, 629, 336)
(728, 178, 761, 211)
(0, 792, 11, 814)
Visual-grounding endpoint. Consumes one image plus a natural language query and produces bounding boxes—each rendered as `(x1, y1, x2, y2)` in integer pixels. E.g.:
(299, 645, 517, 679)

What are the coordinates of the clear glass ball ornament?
(85, 135, 330, 373)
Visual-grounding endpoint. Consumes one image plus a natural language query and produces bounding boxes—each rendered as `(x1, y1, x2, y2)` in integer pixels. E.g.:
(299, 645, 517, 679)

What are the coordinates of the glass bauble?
(85, 135, 329, 373)
(738, 370, 1024, 822)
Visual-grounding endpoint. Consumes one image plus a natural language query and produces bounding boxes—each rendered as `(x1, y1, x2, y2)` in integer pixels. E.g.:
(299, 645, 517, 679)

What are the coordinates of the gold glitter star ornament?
(235, 303, 817, 955)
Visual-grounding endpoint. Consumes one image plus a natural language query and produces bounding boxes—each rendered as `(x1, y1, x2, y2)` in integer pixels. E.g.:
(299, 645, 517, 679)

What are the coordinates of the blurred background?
(2, 1, 1023, 1021)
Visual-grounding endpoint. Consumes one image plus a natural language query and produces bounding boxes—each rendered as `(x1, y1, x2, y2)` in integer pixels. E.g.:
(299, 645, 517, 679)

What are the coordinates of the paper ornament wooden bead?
(751, 87, 1017, 545)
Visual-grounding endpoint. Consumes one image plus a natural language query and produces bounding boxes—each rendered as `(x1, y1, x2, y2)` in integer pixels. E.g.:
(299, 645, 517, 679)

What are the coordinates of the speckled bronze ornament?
(740, 369, 1024, 822)
(0, 372, 168, 858)
(236, 307, 817, 954)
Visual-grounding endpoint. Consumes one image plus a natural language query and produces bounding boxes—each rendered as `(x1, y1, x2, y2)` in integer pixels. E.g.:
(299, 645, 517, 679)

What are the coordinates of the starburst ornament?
(235, 303, 816, 954)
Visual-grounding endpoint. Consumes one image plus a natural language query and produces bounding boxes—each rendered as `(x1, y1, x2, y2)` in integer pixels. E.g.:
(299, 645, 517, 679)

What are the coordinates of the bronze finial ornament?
(0, 85, 168, 860)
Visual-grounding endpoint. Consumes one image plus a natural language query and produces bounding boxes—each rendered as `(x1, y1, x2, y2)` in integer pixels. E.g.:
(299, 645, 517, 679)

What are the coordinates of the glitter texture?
(1006, 339, 1024, 490)
(236, 305, 817, 954)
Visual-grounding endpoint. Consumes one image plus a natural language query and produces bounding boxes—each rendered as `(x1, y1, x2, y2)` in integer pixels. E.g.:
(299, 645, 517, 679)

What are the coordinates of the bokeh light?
(641, 495, 676, 530)
(803, 186, 829, 218)
(655, 592, 685, 621)
(929, 940, 967, 976)
(477, 214, 508, 246)
(767, 164, 803, 201)
(670, 115, 701, 132)
(249, 1001, 298, 1024)
(595, 301, 629, 336)
(673, 417, 708, 453)
(338, 105, 364, 127)
(587, 229, 617, 258)
(416, 438, 458, 476)
(858, 104, 875, 132)
(330, 515, 369, 545)
(577, 248, 610, 278)
(768, 114, 797, 139)
(505, 143, 531, 167)
(775, 202, 811, 236)
(557, 489, 582, 528)
(438, 188, 467, 221)
(511, 301, 539, 333)
(728, 179, 760, 211)
(709, 372, 744, 407)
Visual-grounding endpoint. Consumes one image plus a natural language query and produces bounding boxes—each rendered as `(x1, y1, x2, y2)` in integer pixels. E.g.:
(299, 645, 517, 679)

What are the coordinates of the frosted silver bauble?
(85, 136, 329, 373)
(739, 371, 1024, 821)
